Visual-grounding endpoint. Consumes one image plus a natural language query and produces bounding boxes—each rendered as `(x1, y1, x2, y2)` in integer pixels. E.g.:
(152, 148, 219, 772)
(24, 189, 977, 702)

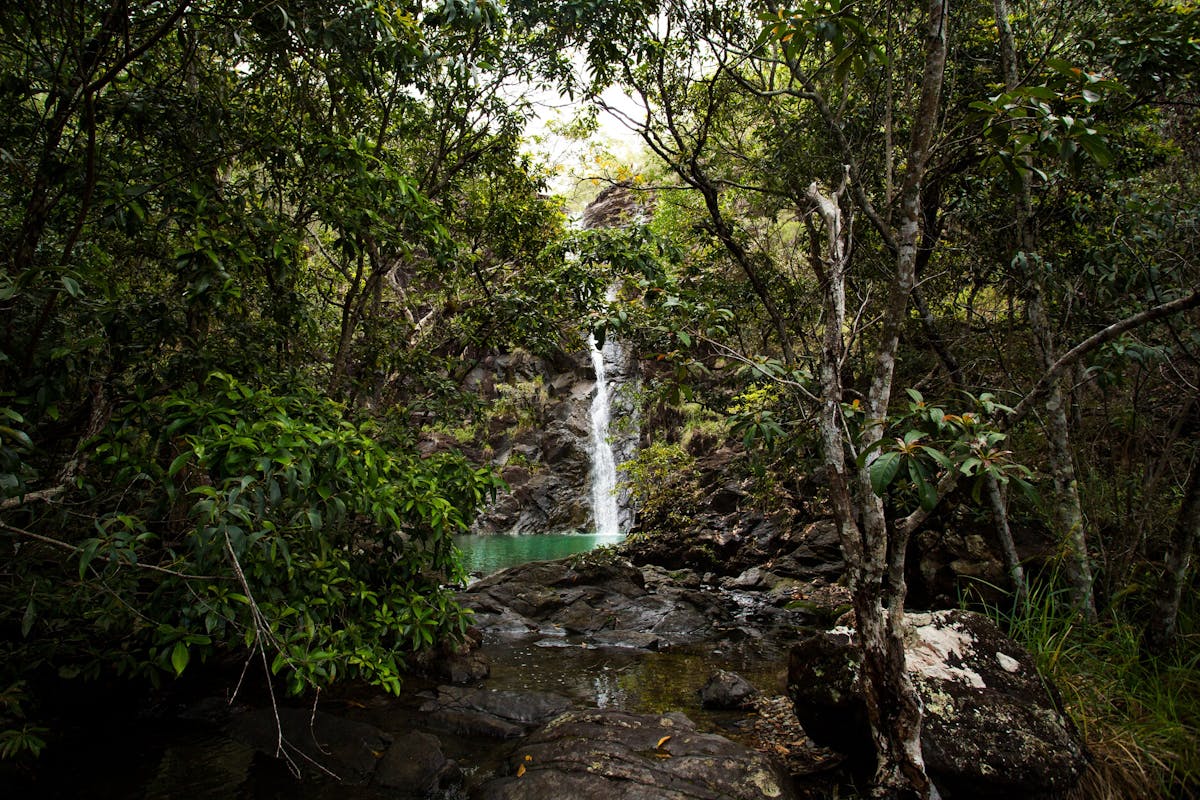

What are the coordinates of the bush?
(619, 441, 701, 530)
(1, 372, 503, 698)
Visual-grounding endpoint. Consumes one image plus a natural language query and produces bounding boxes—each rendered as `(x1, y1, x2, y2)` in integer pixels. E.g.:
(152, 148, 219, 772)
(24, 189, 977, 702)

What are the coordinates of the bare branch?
(1005, 288, 1200, 429)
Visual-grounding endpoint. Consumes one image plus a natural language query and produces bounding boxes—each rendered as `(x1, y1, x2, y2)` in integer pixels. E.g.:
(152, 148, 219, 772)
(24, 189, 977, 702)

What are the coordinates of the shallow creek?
(4, 542, 799, 799)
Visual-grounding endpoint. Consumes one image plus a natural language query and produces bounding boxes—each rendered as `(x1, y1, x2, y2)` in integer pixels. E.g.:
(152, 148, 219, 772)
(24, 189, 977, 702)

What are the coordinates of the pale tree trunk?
(1146, 457, 1200, 651)
(806, 0, 950, 783)
(993, 0, 1094, 620)
(1029, 287, 1097, 620)
(983, 475, 1028, 606)
(810, 177, 932, 800)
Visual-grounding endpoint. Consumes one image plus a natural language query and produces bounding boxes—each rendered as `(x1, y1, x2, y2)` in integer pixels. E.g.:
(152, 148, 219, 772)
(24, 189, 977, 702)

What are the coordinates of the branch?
(0, 485, 66, 511)
(898, 287, 1200, 536)
(0, 522, 220, 580)
(1004, 288, 1200, 429)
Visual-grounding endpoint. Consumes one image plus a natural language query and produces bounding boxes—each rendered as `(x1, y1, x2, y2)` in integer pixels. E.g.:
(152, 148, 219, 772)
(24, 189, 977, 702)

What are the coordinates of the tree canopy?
(1, 0, 1198, 796)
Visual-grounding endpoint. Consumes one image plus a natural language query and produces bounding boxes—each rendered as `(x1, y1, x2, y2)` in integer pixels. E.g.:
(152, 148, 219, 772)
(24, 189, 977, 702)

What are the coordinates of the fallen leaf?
(656, 735, 672, 749)
(524, 754, 533, 762)
(517, 764, 526, 778)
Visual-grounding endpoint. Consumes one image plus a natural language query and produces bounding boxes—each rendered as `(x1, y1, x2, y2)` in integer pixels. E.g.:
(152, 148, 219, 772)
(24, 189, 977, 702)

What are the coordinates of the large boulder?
(419, 686, 574, 740)
(698, 670, 759, 710)
(474, 708, 795, 800)
(461, 555, 732, 648)
(224, 707, 390, 784)
(787, 609, 1087, 799)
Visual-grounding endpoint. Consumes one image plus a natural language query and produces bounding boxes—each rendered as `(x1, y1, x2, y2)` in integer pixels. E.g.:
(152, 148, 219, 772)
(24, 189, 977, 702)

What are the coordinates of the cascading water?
(587, 299, 623, 537)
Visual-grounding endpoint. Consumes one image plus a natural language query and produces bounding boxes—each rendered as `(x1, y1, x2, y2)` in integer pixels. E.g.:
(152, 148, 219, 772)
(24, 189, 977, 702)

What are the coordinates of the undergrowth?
(972, 580, 1199, 799)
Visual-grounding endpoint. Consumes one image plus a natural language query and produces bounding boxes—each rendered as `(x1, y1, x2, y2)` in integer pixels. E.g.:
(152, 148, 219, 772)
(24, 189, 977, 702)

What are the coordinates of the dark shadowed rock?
(419, 685, 573, 740)
(474, 708, 795, 800)
(374, 730, 462, 794)
(698, 670, 759, 709)
(461, 556, 734, 647)
(787, 610, 1088, 799)
(224, 707, 389, 784)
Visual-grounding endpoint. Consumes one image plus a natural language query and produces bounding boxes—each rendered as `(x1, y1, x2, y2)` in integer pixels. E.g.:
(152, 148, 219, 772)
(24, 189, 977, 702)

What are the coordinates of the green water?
(453, 532, 624, 575)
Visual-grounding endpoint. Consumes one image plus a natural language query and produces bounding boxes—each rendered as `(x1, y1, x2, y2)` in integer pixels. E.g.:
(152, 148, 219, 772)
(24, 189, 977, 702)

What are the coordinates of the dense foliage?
(0, 0, 611, 751)
(1, 0, 1198, 796)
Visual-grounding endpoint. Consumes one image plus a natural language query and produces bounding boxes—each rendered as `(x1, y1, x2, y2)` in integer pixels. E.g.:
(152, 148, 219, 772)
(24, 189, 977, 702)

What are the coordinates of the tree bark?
(1146, 457, 1200, 651)
(1029, 286, 1097, 621)
(983, 474, 1028, 605)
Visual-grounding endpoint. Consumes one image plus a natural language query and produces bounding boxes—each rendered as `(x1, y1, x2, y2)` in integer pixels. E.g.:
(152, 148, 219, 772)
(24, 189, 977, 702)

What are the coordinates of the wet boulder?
(374, 731, 462, 795)
(698, 670, 759, 710)
(474, 708, 795, 800)
(787, 609, 1087, 799)
(419, 686, 573, 740)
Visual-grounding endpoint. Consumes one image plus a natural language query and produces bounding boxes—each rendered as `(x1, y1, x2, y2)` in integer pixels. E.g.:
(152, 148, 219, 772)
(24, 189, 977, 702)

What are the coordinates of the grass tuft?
(970, 579, 1200, 800)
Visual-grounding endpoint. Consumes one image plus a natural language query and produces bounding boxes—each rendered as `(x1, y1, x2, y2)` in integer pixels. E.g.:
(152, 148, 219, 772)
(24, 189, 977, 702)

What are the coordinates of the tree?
(580, 0, 1200, 795)
(0, 0, 598, 743)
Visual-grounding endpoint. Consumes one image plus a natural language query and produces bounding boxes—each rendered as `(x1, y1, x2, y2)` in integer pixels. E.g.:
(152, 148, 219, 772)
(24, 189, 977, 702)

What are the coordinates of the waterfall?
(587, 313, 623, 537)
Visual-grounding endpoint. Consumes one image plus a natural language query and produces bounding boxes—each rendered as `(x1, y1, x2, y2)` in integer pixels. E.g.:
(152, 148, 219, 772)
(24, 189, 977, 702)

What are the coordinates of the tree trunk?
(1146, 458, 1200, 651)
(983, 474, 1028, 604)
(1029, 286, 1097, 620)
(993, 0, 1094, 620)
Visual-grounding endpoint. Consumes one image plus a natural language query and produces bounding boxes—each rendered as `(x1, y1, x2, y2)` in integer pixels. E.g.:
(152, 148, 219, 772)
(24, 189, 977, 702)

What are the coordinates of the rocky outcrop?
(474, 708, 795, 800)
(580, 182, 654, 229)
(461, 555, 734, 648)
(624, 517, 844, 584)
(419, 686, 574, 740)
(787, 609, 1088, 799)
(465, 351, 598, 534)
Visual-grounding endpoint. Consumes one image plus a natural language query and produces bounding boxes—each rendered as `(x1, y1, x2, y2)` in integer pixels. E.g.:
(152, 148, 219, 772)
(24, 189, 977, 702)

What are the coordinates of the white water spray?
(587, 313, 622, 536)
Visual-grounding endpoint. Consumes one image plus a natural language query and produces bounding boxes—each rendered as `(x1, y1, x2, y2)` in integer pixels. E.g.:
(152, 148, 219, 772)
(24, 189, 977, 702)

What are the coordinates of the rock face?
(580, 181, 653, 229)
(461, 555, 733, 648)
(787, 610, 1088, 799)
(465, 350, 598, 534)
(473, 708, 795, 800)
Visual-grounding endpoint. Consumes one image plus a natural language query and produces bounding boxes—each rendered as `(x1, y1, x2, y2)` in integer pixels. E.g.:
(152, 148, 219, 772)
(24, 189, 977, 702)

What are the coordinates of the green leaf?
(855, 436, 887, 468)
(920, 445, 954, 471)
(171, 641, 190, 676)
(78, 538, 101, 579)
(168, 450, 191, 477)
(869, 451, 902, 495)
(21, 599, 36, 637)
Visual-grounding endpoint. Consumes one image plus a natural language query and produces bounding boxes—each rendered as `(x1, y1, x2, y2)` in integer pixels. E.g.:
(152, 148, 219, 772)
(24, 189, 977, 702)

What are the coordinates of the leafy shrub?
(619, 441, 701, 530)
(3, 372, 502, 697)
